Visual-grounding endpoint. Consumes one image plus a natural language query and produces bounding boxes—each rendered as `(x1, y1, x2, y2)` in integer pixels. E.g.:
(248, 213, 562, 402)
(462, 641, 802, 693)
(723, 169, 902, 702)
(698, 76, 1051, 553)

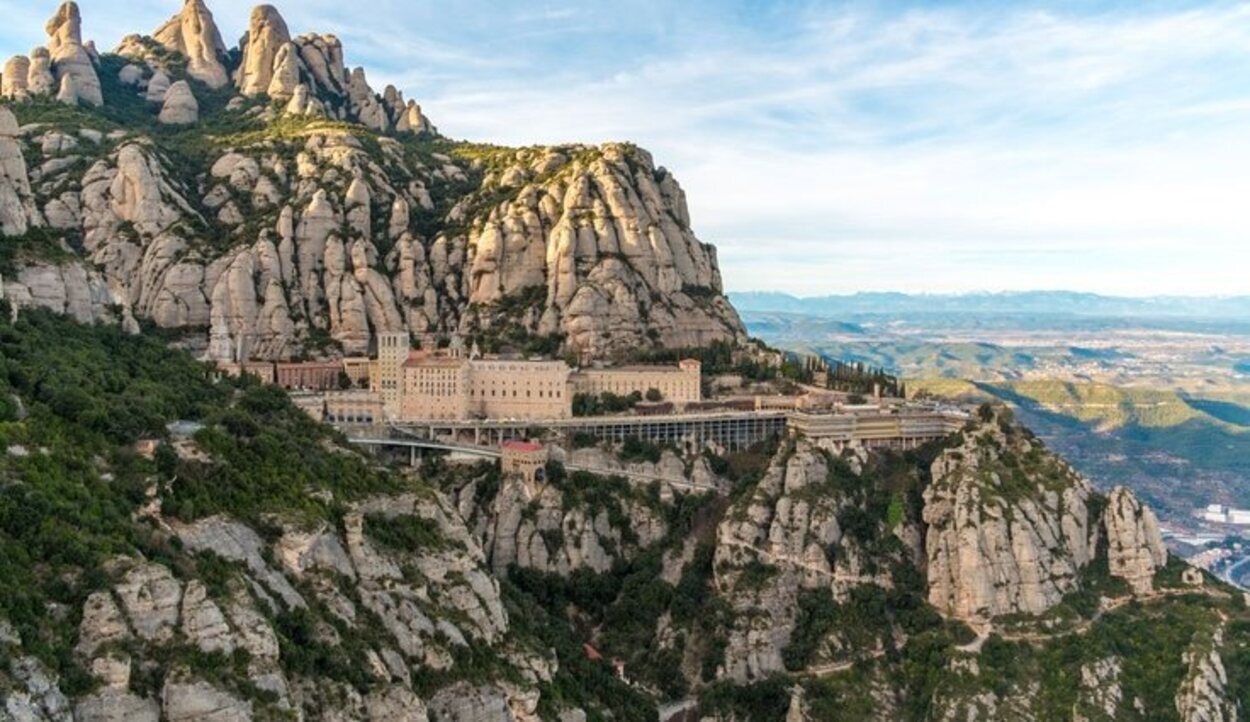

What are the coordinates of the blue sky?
(3, 0, 1250, 296)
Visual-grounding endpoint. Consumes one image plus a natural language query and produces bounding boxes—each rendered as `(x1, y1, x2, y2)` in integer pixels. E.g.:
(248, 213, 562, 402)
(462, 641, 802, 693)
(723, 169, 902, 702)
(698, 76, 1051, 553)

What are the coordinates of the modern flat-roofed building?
(571, 359, 702, 404)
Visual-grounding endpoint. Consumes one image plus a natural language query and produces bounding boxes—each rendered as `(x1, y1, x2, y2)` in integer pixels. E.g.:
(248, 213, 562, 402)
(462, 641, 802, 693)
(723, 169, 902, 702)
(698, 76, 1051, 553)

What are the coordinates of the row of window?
(327, 414, 376, 424)
(467, 389, 563, 399)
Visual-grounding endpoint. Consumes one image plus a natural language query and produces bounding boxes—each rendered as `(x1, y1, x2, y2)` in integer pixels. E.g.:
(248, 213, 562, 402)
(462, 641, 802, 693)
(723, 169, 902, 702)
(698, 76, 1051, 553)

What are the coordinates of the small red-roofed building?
(501, 439, 548, 490)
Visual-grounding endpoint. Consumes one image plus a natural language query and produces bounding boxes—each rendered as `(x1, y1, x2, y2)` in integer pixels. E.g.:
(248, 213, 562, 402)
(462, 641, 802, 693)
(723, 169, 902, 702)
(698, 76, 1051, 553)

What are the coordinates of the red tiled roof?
(502, 440, 544, 453)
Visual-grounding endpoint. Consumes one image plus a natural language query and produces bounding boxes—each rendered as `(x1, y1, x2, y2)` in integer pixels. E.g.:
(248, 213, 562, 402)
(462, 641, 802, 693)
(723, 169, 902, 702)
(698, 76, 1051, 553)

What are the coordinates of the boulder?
(145, 69, 171, 103)
(117, 63, 144, 86)
(348, 67, 388, 131)
(158, 80, 199, 125)
(27, 47, 56, 96)
(396, 100, 432, 135)
(267, 42, 301, 101)
(2, 55, 31, 99)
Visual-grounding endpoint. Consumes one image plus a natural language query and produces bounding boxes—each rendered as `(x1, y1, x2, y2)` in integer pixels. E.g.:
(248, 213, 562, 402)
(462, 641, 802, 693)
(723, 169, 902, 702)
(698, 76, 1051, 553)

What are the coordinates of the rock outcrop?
(28, 48, 57, 97)
(44, 490, 544, 721)
(455, 449, 687, 576)
(1176, 626, 1242, 722)
(1105, 485, 1168, 595)
(45, 2, 103, 107)
(923, 420, 1094, 621)
(157, 80, 198, 124)
(922, 414, 1174, 627)
(0, 106, 35, 235)
(236, 4, 291, 97)
(2, 56, 32, 100)
(152, 0, 229, 89)
(711, 441, 898, 682)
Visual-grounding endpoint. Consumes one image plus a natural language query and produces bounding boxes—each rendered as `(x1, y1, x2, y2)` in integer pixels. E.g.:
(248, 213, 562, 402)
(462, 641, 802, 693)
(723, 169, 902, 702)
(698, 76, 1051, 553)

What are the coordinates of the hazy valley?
(734, 292, 1250, 531)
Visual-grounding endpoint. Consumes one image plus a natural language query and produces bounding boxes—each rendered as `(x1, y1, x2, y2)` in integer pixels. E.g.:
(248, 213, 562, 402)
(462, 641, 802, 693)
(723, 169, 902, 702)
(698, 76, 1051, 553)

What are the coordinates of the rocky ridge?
(0, 1, 745, 361)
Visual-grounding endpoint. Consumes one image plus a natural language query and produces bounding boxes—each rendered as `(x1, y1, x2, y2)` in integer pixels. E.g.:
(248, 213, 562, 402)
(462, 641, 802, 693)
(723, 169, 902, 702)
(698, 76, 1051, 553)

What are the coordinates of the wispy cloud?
(2, 0, 1249, 295)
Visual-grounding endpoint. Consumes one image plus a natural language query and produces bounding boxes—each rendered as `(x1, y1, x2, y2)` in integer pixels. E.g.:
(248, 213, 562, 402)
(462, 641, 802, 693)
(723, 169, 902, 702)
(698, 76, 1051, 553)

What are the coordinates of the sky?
(3, 0, 1250, 297)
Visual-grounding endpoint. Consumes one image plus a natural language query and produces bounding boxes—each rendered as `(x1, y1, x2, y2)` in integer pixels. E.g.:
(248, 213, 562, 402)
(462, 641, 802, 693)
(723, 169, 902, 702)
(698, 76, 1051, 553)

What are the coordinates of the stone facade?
(571, 360, 702, 404)
(500, 441, 548, 487)
(466, 359, 571, 421)
(376, 332, 409, 420)
(342, 357, 371, 387)
(325, 391, 385, 426)
(402, 354, 470, 422)
(275, 362, 341, 390)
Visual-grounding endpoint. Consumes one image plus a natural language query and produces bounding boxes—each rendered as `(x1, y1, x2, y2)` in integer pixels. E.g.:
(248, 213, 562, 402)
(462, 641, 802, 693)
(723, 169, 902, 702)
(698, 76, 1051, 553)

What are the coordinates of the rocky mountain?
(2, 3, 1250, 722)
(0, 1, 745, 361)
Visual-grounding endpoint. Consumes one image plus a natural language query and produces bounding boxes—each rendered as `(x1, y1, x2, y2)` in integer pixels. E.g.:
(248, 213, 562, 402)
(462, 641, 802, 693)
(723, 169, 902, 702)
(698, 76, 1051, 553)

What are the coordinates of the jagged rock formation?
(152, 0, 230, 89)
(0, 0, 744, 362)
(923, 421, 1095, 620)
(2, 3, 102, 106)
(46, 2, 103, 107)
(1176, 626, 1242, 722)
(451, 446, 720, 576)
(1105, 485, 1168, 596)
(236, 5, 290, 97)
(28, 48, 57, 97)
(923, 417, 1170, 622)
(1, 56, 31, 100)
(2, 496, 555, 720)
(1, 304, 1244, 721)
(709, 441, 907, 683)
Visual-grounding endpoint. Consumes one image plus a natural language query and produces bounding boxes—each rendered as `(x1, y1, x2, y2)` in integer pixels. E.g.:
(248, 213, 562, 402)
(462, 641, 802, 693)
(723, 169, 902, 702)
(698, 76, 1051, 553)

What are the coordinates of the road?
(1221, 555, 1250, 588)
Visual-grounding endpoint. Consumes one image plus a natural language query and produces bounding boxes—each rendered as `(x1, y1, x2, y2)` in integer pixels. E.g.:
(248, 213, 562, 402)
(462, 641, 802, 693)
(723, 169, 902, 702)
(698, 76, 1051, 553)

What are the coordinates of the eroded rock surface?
(923, 422, 1094, 621)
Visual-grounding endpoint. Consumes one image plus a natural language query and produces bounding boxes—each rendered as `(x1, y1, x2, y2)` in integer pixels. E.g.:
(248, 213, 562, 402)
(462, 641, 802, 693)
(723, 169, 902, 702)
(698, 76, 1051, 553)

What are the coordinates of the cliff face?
(0, 1, 745, 361)
(922, 418, 1172, 625)
(922, 422, 1095, 621)
(710, 442, 905, 683)
(1, 500, 556, 722)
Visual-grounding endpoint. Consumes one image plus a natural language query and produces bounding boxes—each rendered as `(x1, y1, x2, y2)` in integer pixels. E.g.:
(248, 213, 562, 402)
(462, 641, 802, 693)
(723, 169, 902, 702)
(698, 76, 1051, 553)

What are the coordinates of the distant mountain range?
(730, 291, 1250, 319)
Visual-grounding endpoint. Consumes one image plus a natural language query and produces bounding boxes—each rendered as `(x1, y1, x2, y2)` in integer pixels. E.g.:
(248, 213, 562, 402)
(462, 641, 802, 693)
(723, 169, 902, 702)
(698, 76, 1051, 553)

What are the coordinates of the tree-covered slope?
(1, 310, 1248, 721)
(0, 302, 647, 721)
